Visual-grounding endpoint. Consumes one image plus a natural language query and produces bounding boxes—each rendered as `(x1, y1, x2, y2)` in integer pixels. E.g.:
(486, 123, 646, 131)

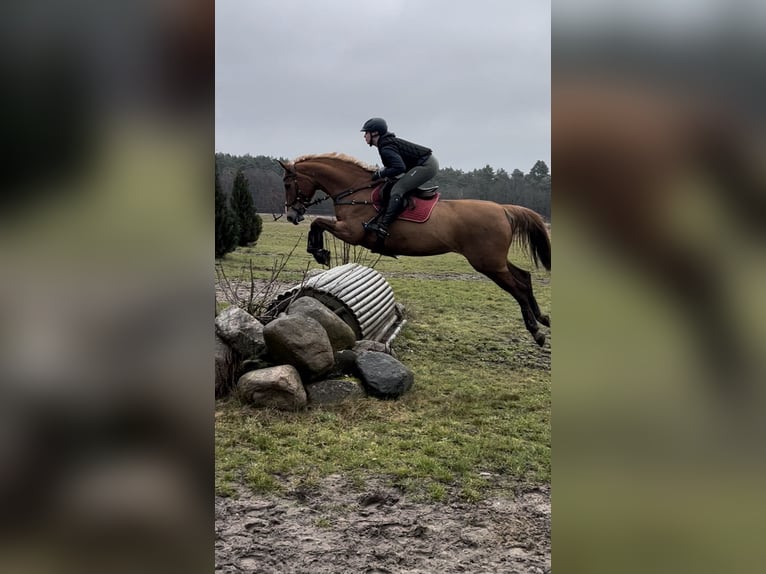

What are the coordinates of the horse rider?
(360, 117, 439, 239)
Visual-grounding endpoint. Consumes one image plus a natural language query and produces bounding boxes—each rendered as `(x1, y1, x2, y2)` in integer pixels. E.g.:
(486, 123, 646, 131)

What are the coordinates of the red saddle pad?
(371, 186, 440, 223)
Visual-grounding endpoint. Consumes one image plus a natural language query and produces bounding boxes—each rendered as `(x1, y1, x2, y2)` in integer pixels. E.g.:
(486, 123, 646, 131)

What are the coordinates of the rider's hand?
(371, 170, 382, 180)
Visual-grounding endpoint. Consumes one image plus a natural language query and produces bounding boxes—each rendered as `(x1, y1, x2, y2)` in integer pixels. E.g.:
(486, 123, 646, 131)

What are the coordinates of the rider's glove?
(371, 170, 382, 180)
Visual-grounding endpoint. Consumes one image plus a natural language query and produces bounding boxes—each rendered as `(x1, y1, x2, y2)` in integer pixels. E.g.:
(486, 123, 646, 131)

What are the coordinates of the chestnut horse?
(278, 154, 551, 346)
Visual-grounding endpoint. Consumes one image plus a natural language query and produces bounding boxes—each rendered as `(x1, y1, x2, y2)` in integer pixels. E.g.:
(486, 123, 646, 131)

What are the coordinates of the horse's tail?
(503, 205, 551, 271)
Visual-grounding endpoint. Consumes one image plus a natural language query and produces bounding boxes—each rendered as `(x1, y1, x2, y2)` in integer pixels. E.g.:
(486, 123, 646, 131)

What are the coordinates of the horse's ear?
(277, 159, 294, 173)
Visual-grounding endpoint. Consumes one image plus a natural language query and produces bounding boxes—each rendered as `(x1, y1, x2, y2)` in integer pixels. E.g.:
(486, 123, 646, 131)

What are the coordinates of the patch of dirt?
(215, 476, 550, 574)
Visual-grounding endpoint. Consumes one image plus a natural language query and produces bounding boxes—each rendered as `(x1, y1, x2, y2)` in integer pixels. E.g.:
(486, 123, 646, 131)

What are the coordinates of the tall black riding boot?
(367, 194, 404, 239)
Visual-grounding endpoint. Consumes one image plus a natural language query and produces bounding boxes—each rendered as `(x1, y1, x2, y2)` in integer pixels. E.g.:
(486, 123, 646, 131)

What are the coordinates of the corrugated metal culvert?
(268, 263, 404, 344)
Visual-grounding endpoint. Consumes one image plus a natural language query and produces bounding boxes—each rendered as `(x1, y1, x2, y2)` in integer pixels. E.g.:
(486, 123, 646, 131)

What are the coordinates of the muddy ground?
(215, 475, 550, 574)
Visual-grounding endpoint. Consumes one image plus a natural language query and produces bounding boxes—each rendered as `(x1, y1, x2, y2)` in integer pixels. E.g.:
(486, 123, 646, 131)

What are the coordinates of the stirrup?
(365, 221, 389, 238)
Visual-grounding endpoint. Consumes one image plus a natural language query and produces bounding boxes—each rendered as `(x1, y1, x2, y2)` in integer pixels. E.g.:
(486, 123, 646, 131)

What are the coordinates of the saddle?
(380, 179, 438, 199)
(413, 185, 439, 199)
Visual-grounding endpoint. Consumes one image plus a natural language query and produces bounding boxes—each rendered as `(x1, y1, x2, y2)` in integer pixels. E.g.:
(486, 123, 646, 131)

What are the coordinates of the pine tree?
(525, 161, 551, 219)
(215, 165, 239, 258)
(528, 160, 550, 181)
(230, 169, 262, 246)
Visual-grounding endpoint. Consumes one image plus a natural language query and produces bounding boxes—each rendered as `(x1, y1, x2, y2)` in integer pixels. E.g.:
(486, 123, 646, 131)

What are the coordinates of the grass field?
(215, 218, 551, 501)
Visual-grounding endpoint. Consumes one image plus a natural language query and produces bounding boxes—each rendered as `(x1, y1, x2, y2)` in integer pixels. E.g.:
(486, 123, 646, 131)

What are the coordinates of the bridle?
(283, 173, 328, 212)
(284, 171, 381, 212)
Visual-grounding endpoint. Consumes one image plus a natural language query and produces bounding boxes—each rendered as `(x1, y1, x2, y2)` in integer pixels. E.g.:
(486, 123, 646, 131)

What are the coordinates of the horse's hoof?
(309, 248, 331, 266)
(539, 315, 551, 328)
(533, 331, 546, 347)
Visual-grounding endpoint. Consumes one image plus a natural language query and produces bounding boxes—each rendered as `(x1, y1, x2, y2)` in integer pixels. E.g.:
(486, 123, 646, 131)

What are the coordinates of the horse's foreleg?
(310, 217, 336, 233)
(307, 218, 365, 265)
(307, 220, 332, 265)
(310, 218, 368, 247)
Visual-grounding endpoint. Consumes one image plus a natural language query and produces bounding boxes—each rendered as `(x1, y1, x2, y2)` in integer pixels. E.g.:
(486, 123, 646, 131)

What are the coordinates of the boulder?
(286, 297, 356, 351)
(263, 315, 335, 380)
(215, 306, 267, 359)
(236, 365, 307, 410)
(355, 351, 414, 399)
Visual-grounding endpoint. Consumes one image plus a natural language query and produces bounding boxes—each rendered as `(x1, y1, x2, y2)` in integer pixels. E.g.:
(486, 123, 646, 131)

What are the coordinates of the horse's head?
(278, 160, 318, 224)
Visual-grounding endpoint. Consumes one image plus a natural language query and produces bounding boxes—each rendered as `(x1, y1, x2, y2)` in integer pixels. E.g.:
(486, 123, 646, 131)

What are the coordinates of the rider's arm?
(377, 147, 406, 179)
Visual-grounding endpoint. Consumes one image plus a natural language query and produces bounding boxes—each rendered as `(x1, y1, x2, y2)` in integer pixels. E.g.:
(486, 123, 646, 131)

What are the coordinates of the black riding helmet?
(360, 117, 388, 134)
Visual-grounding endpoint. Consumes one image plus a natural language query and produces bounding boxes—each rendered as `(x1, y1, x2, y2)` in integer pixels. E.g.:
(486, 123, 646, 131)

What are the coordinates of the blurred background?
(553, 1, 766, 573)
(0, 1, 212, 572)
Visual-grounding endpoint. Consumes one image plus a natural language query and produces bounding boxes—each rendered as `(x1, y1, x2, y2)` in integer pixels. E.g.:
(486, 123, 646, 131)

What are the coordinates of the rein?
(332, 182, 378, 206)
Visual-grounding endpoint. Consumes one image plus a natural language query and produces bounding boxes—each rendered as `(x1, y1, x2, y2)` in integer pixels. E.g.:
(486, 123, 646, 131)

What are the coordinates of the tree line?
(432, 160, 550, 218)
(215, 153, 550, 257)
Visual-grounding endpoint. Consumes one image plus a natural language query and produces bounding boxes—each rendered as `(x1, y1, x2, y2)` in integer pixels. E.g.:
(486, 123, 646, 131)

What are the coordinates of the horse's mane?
(293, 152, 376, 172)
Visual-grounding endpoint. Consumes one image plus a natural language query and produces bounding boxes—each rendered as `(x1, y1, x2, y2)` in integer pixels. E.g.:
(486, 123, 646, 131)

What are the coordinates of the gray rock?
(355, 351, 414, 399)
(286, 297, 356, 351)
(263, 314, 335, 380)
(215, 306, 267, 359)
(236, 365, 307, 410)
(305, 378, 365, 404)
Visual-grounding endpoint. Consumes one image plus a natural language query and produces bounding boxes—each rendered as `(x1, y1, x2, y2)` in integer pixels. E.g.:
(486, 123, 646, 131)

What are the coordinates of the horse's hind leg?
(508, 261, 550, 327)
(482, 268, 546, 347)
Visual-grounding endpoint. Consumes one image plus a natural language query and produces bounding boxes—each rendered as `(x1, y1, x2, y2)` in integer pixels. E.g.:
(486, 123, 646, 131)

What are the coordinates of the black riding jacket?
(375, 133, 432, 179)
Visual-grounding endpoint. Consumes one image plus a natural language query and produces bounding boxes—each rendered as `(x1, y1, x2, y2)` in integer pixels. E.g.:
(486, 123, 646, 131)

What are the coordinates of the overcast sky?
(215, 0, 550, 174)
